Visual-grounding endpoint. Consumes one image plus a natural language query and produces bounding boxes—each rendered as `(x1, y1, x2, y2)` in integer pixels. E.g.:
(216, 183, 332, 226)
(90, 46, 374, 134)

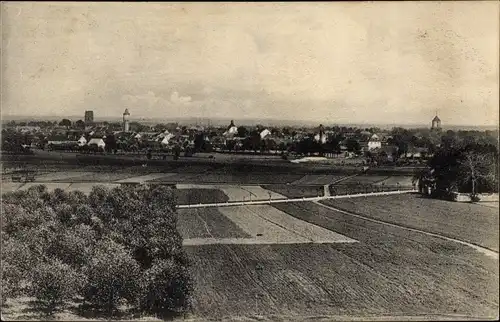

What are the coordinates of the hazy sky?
(2, 2, 499, 125)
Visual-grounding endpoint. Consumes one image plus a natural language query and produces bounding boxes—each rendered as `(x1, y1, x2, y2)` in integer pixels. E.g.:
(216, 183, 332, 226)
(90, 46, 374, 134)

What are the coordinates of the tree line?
(1, 185, 193, 317)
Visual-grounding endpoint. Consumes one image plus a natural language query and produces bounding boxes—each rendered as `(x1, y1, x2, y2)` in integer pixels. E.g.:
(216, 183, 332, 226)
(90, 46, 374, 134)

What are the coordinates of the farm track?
(315, 201, 499, 259)
(177, 190, 417, 208)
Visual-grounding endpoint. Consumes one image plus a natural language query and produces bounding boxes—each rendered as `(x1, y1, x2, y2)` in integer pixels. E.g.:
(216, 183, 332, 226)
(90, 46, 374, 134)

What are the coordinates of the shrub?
(30, 259, 83, 314)
(73, 204, 95, 226)
(53, 203, 73, 226)
(470, 194, 481, 202)
(1, 202, 47, 237)
(46, 225, 97, 269)
(1, 261, 23, 305)
(82, 238, 141, 314)
(1, 240, 34, 304)
(139, 259, 193, 314)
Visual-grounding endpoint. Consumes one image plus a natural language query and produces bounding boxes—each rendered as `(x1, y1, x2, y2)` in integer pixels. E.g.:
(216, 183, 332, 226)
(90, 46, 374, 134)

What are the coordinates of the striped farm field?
(291, 174, 346, 185)
(55, 172, 136, 182)
(32, 171, 95, 182)
(263, 184, 324, 198)
(340, 175, 390, 185)
(176, 184, 287, 202)
(321, 194, 499, 251)
(177, 207, 250, 239)
(174, 188, 230, 205)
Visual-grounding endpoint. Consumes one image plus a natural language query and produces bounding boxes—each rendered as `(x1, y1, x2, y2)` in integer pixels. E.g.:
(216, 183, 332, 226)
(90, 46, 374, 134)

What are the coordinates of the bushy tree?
(59, 118, 72, 129)
(1, 239, 34, 303)
(31, 259, 84, 313)
(83, 238, 141, 314)
(139, 259, 193, 313)
(428, 142, 498, 197)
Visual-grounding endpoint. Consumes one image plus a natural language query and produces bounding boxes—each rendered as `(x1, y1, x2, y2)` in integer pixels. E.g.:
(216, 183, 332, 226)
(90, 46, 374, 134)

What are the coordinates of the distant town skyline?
(2, 2, 499, 126)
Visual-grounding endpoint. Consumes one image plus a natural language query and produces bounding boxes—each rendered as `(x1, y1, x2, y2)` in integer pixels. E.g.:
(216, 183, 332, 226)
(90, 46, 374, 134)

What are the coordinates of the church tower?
(431, 111, 441, 130)
(123, 108, 130, 132)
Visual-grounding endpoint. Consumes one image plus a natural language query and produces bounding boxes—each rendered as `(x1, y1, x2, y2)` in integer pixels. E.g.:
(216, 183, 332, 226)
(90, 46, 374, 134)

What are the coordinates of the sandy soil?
(214, 205, 356, 245)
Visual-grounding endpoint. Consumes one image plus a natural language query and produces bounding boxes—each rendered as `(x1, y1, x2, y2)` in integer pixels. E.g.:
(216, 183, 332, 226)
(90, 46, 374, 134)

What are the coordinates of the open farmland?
(179, 205, 355, 246)
(175, 188, 230, 205)
(167, 172, 304, 184)
(291, 174, 347, 185)
(53, 171, 136, 182)
(187, 200, 497, 319)
(1, 162, 498, 320)
(328, 183, 414, 196)
(33, 171, 96, 182)
(114, 173, 175, 183)
(374, 176, 414, 187)
(263, 184, 324, 198)
(176, 184, 287, 202)
(64, 182, 120, 194)
(321, 194, 499, 251)
(177, 208, 250, 239)
(341, 175, 390, 185)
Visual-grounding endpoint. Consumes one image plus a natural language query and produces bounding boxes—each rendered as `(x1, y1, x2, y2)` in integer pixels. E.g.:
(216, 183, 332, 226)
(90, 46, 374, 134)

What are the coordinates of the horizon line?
(1, 115, 497, 129)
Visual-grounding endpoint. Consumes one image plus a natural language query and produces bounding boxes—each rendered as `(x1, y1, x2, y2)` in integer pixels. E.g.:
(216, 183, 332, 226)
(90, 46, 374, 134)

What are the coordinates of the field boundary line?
(314, 201, 499, 260)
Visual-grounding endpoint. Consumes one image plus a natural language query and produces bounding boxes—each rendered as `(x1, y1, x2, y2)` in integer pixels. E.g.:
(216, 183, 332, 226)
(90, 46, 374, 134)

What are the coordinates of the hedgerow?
(1, 184, 192, 317)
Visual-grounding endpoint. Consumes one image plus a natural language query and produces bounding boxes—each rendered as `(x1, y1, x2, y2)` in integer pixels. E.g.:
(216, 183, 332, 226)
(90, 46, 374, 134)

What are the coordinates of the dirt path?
(177, 190, 417, 209)
(314, 201, 499, 260)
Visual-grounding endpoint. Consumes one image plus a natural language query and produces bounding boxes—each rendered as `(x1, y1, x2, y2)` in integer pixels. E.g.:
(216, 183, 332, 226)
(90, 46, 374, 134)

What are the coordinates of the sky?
(1, 2, 499, 126)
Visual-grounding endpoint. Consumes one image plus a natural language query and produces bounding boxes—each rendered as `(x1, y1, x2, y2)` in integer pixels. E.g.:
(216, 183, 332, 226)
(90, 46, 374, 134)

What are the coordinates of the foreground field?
(321, 194, 499, 251)
(263, 184, 324, 198)
(179, 195, 499, 320)
(177, 205, 355, 246)
(176, 184, 287, 202)
(175, 188, 230, 205)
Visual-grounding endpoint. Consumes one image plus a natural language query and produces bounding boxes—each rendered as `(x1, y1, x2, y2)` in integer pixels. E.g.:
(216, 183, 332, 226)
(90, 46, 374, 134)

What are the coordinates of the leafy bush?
(46, 225, 97, 268)
(1, 239, 34, 304)
(139, 259, 193, 313)
(83, 238, 141, 314)
(30, 259, 84, 313)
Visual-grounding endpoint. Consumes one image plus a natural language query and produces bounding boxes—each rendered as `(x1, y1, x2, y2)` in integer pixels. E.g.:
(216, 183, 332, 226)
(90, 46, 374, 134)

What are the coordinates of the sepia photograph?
(1, 1, 499, 321)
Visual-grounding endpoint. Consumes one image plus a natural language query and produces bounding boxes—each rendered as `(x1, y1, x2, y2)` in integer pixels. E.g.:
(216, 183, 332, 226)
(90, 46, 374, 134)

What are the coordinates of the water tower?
(123, 108, 130, 132)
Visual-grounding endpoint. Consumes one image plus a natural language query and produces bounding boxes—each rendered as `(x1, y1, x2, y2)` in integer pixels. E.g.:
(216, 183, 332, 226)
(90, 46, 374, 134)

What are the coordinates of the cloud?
(170, 91, 192, 104)
(122, 90, 192, 106)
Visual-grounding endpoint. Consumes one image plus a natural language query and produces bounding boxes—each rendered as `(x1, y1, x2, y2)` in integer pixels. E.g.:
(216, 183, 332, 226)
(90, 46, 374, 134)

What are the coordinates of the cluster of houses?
(5, 116, 433, 163)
